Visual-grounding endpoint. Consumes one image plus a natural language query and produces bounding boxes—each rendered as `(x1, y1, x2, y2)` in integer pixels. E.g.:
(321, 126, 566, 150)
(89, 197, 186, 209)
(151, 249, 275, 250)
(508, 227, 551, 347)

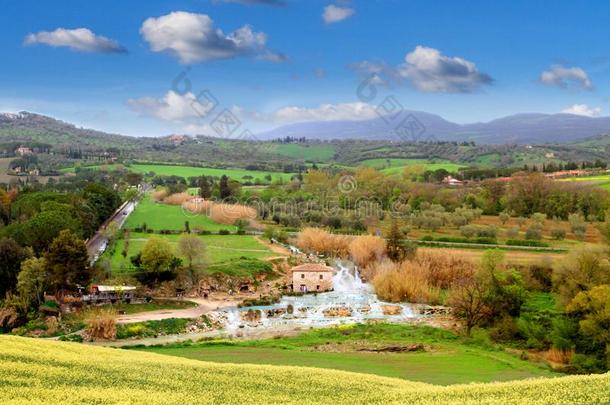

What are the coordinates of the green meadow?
(125, 196, 236, 232)
(359, 158, 466, 174)
(274, 144, 336, 161)
(63, 163, 296, 183)
(135, 323, 554, 386)
(107, 233, 274, 273)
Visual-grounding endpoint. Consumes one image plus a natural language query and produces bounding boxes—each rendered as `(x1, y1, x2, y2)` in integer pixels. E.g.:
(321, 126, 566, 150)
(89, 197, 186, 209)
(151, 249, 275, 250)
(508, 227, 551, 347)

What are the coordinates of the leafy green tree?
(386, 219, 416, 261)
(45, 230, 91, 292)
(23, 209, 81, 254)
(553, 247, 610, 305)
(600, 209, 610, 243)
(141, 237, 174, 273)
(219, 175, 232, 199)
(17, 257, 47, 307)
(82, 183, 121, 226)
(0, 238, 27, 297)
(567, 285, 610, 366)
(198, 176, 212, 199)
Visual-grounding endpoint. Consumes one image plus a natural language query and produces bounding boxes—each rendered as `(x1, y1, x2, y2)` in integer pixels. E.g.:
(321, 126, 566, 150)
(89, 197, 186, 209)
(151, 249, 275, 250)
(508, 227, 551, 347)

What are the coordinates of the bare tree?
(177, 233, 207, 284)
(448, 277, 490, 336)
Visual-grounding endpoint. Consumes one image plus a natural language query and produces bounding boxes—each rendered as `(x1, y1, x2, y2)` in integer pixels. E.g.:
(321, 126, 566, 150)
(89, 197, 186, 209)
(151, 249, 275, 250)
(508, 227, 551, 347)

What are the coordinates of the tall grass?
(151, 189, 168, 202)
(371, 260, 442, 304)
(85, 308, 117, 340)
(163, 192, 192, 206)
(296, 228, 350, 257)
(369, 251, 475, 304)
(182, 199, 215, 215)
(209, 203, 257, 225)
(349, 234, 386, 268)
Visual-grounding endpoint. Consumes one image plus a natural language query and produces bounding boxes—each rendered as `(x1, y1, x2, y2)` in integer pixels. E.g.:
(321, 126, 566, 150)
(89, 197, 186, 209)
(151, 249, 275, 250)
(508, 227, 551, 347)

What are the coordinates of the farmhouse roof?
(291, 263, 334, 273)
(93, 285, 136, 292)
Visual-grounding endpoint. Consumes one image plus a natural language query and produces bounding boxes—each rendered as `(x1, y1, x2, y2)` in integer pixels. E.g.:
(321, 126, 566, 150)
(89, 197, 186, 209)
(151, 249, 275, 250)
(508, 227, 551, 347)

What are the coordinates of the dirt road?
(117, 298, 237, 324)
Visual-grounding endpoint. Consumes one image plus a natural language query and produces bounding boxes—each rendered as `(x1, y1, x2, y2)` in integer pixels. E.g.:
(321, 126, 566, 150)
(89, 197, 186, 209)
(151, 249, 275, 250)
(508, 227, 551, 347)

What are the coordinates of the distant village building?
(291, 263, 334, 293)
(442, 175, 463, 186)
(15, 146, 33, 156)
(168, 134, 188, 146)
(82, 285, 137, 304)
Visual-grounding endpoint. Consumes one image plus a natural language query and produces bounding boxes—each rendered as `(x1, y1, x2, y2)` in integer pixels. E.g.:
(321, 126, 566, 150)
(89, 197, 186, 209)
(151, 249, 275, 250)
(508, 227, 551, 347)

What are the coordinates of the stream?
(214, 261, 420, 333)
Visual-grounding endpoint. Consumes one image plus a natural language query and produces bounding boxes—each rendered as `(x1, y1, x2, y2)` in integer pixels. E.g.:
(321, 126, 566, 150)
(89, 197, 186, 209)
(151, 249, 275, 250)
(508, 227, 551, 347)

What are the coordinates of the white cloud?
(398, 46, 492, 93)
(242, 102, 379, 123)
(540, 65, 592, 90)
(24, 28, 126, 53)
(140, 11, 285, 63)
(561, 104, 601, 117)
(323, 5, 355, 24)
(128, 91, 217, 121)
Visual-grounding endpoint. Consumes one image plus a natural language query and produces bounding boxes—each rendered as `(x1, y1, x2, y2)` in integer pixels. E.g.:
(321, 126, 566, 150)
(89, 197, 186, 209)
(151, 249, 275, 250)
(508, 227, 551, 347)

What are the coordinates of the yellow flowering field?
(1, 335, 609, 404)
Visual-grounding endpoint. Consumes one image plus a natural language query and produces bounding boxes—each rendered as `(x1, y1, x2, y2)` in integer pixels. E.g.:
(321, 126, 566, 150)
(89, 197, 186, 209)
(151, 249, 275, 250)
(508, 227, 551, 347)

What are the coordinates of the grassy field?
(107, 233, 275, 272)
(63, 163, 296, 183)
(136, 324, 553, 385)
(4, 335, 610, 404)
(359, 158, 465, 174)
(274, 144, 336, 161)
(98, 299, 197, 315)
(558, 174, 610, 190)
(125, 195, 236, 232)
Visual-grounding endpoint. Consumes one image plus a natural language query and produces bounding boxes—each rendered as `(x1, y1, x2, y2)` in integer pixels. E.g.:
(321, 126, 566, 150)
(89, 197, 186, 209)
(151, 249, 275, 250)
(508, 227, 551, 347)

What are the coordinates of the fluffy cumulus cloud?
(24, 28, 126, 53)
(561, 104, 601, 117)
(540, 65, 592, 90)
(351, 46, 492, 93)
(128, 91, 215, 122)
(323, 5, 355, 24)
(140, 11, 285, 63)
(398, 46, 493, 93)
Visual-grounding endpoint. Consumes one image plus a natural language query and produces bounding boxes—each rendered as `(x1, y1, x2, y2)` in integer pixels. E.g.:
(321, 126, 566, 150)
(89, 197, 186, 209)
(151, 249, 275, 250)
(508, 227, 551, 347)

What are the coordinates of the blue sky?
(1, 0, 610, 136)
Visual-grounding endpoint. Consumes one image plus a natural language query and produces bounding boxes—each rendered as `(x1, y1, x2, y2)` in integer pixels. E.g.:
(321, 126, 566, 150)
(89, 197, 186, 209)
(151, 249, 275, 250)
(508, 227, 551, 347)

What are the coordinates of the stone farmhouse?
(291, 263, 335, 293)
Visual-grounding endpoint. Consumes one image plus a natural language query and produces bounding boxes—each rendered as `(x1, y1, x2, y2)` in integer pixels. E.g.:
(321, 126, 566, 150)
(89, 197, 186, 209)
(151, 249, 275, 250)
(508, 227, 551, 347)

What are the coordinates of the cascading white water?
(332, 261, 370, 293)
(215, 259, 420, 334)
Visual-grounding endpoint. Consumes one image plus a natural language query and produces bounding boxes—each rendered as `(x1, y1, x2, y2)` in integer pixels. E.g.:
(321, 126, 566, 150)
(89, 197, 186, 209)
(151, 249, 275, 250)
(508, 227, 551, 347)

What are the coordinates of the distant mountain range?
(3, 110, 610, 146)
(257, 111, 610, 144)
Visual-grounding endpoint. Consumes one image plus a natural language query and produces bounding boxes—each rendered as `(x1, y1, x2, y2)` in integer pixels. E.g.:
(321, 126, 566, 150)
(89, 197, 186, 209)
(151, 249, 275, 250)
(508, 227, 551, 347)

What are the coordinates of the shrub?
(552, 246, 610, 305)
(460, 225, 477, 238)
(499, 212, 510, 225)
(218, 229, 231, 235)
(551, 228, 566, 240)
(525, 224, 543, 240)
(505, 226, 519, 239)
(505, 239, 549, 247)
(490, 316, 519, 342)
(85, 308, 117, 341)
(531, 212, 546, 224)
(568, 213, 587, 240)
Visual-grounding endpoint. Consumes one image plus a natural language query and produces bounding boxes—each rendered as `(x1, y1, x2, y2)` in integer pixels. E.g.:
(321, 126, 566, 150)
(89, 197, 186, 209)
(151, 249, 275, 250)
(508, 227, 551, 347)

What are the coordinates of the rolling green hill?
(2, 335, 610, 404)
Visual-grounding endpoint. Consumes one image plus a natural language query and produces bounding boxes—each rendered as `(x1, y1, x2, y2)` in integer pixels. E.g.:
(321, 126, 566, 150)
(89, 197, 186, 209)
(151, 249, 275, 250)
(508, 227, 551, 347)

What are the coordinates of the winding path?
(116, 298, 237, 324)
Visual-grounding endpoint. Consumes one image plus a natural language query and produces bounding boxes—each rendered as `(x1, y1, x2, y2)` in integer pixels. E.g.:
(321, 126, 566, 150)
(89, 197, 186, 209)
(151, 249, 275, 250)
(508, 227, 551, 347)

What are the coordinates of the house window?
(319, 274, 324, 280)
(301, 274, 305, 279)
(316, 285, 320, 290)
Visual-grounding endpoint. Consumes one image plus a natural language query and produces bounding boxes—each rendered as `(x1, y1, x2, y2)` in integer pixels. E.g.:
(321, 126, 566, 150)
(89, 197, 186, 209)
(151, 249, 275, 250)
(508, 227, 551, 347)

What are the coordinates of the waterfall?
(332, 260, 370, 293)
